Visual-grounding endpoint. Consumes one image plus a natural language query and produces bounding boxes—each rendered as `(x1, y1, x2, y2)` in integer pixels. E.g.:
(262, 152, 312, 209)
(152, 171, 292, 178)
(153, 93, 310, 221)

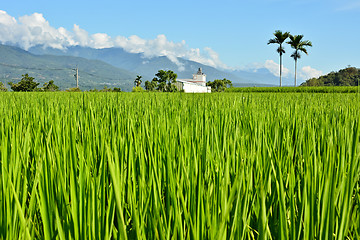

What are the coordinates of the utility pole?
(73, 67, 79, 88)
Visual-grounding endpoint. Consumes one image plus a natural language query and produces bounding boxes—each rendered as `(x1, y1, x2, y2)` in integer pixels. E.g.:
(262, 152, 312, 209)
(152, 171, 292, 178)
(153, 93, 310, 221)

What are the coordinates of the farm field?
(0, 92, 359, 239)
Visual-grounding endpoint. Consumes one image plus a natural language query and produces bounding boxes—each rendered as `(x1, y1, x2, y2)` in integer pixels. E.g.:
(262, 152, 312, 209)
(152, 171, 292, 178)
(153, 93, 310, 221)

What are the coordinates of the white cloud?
(0, 10, 16, 25)
(240, 60, 322, 80)
(0, 10, 228, 70)
(299, 66, 323, 80)
(264, 60, 290, 77)
(242, 60, 290, 77)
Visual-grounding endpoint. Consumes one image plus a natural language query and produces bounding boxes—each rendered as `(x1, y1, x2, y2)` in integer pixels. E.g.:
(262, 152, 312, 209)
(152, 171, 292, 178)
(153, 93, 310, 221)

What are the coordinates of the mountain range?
(0, 44, 135, 91)
(29, 45, 285, 86)
(0, 43, 291, 91)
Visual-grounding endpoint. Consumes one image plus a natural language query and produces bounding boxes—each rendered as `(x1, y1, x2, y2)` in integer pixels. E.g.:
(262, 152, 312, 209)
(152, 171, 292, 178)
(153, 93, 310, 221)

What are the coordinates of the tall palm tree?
(287, 35, 312, 87)
(268, 30, 290, 87)
(134, 75, 142, 87)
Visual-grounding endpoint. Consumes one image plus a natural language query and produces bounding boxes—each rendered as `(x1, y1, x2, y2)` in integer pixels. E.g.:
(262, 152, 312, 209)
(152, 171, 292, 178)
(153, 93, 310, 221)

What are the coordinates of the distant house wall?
(175, 68, 210, 93)
(175, 80, 211, 93)
(192, 74, 206, 86)
(183, 82, 211, 93)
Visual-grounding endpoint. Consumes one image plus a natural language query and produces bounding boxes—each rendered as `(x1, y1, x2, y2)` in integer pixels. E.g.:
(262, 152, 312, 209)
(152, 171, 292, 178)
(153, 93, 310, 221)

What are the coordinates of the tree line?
(301, 67, 360, 86)
(0, 74, 122, 92)
(0, 70, 233, 93)
(135, 70, 232, 92)
(268, 30, 312, 87)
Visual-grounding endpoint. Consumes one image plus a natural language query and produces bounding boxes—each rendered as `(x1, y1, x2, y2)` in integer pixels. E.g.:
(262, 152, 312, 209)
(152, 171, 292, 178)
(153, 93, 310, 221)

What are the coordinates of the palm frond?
(287, 34, 312, 54)
(274, 30, 290, 43)
(277, 46, 286, 55)
(298, 47, 308, 55)
(268, 30, 289, 45)
(288, 34, 296, 42)
(300, 40, 312, 47)
(268, 38, 279, 45)
(291, 51, 301, 60)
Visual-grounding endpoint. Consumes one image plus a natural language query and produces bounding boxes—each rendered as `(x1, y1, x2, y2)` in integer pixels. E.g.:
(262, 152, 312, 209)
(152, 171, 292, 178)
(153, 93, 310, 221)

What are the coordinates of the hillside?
(301, 67, 360, 86)
(1, 44, 292, 90)
(0, 44, 136, 91)
(29, 45, 261, 85)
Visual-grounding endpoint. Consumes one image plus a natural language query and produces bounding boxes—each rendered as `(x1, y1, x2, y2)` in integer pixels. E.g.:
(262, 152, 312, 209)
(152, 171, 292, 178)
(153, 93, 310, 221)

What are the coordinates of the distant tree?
(90, 86, 122, 92)
(268, 30, 290, 87)
(112, 87, 122, 92)
(287, 34, 312, 87)
(100, 86, 112, 92)
(132, 86, 145, 92)
(8, 74, 40, 92)
(153, 70, 178, 92)
(134, 75, 142, 87)
(145, 80, 157, 91)
(301, 67, 360, 86)
(43, 80, 59, 91)
(0, 82, 7, 92)
(206, 78, 233, 92)
(66, 87, 81, 92)
(223, 78, 233, 88)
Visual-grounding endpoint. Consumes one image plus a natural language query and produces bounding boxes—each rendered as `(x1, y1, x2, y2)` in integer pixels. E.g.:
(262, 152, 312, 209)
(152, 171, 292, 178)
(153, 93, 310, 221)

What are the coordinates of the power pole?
(73, 67, 79, 88)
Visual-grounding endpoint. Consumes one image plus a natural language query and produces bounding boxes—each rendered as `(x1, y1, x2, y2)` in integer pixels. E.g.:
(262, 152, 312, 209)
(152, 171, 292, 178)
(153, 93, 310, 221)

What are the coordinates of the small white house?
(175, 68, 211, 93)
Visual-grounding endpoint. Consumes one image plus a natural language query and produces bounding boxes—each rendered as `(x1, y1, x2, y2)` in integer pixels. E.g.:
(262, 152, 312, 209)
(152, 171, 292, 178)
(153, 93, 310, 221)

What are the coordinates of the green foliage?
(207, 78, 233, 92)
(66, 87, 81, 92)
(287, 35, 312, 60)
(268, 30, 290, 48)
(144, 80, 157, 91)
(166, 84, 178, 92)
(145, 70, 178, 92)
(8, 73, 40, 92)
(301, 67, 360, 86)
(154, 69, 178, 92)
(42, 80, 59, 92)
(112, 87, 122, 92)
(0, 82, 7, 92)
(134, 75, 142, 87)
(100, 86, 112, 92)
(0, 92, 359, 239)
(132, 86, 145, 92)
(89, 86, 122, 92)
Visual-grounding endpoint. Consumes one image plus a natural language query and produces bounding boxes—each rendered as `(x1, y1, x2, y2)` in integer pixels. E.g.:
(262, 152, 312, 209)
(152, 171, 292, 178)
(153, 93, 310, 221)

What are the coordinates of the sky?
(0, 0, 359, 80)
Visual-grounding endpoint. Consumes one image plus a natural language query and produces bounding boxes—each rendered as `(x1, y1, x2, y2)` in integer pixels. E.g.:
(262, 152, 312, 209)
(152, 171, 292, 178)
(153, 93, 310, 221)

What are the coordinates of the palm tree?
(287, 35, 312, 87)
(268, 30, 290, 87)
(134, 75, 142, 87)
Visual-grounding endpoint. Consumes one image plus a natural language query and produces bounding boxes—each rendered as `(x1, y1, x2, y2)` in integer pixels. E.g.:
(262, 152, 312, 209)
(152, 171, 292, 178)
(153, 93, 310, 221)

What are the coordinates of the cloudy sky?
(0, 0, 359, 80)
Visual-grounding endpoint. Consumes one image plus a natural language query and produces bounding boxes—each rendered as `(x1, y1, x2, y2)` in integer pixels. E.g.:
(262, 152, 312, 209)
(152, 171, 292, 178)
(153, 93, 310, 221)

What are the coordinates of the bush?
(132, 86, 145, 92)
(0, 82, 7, 92)
(66, 87, 81, 92)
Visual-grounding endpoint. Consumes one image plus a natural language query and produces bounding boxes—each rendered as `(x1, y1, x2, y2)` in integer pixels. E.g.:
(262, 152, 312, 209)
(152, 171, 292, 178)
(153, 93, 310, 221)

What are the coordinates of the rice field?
(0, 92, 359, 239)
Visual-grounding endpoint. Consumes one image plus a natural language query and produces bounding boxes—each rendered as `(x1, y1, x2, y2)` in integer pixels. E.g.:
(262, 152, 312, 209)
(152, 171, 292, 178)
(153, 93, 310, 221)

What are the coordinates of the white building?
(175, 68, 211, 93)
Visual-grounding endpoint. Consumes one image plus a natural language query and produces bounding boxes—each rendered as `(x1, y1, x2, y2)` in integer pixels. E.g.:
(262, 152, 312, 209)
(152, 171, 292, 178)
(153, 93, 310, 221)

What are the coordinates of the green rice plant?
(0, 92, 359, 239)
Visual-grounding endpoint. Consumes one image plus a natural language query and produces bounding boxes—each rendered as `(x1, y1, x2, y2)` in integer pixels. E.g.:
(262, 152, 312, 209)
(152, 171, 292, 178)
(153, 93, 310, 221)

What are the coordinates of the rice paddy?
(0, 92, 359, 239)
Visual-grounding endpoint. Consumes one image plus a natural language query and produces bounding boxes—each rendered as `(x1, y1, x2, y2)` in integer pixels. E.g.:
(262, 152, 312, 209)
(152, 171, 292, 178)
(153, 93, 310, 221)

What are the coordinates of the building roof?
(177, 79, 207, 86)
